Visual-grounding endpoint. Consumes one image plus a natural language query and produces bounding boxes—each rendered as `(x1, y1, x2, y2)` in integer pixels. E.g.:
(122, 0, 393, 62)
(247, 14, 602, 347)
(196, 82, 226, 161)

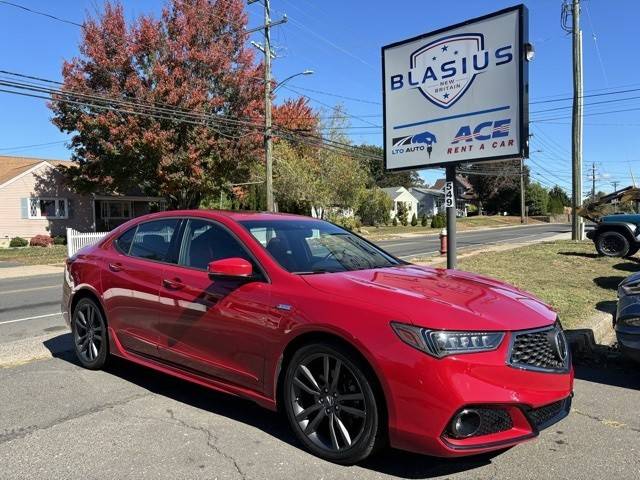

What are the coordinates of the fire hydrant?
(439, 228, 447, 255)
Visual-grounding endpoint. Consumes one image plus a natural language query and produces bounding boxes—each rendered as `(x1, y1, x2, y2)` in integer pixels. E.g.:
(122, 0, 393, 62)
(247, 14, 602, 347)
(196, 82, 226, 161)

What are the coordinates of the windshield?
(239, 219, 402, 274)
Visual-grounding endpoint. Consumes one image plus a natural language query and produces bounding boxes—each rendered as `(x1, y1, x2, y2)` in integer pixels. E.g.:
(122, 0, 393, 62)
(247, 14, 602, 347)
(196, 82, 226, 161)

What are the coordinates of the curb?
(0, 264, 64, 280)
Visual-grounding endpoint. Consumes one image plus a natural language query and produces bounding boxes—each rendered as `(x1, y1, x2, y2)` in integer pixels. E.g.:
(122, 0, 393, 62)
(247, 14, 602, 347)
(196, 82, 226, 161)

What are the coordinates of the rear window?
(114, 227, 136, 255)
(129, 219, 180, 262)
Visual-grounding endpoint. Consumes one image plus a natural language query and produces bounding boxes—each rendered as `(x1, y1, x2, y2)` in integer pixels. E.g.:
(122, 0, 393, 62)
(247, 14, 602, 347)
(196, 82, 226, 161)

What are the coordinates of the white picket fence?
(66, 228, 109, 257)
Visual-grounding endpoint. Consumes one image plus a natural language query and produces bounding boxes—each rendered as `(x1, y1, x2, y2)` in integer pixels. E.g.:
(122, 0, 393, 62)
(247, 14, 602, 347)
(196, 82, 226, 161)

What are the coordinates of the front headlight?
(621, 281, 640, 296)
(391, 322, 505, 358)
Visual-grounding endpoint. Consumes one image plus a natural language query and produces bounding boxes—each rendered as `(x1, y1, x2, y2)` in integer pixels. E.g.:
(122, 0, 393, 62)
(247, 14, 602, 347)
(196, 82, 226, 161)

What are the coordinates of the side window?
(180, 219, 254, 271)
(129, 219, 180, 262)
(115, 226, 136, 255)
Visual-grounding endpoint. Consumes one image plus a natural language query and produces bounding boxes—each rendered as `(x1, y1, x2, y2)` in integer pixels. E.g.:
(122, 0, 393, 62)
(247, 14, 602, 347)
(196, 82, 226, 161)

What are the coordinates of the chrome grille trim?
(506, 322, 571, 374)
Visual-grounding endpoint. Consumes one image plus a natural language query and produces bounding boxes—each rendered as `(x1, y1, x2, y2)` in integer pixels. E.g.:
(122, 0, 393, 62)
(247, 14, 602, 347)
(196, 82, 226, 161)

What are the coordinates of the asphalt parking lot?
(0, 336, 638, 480)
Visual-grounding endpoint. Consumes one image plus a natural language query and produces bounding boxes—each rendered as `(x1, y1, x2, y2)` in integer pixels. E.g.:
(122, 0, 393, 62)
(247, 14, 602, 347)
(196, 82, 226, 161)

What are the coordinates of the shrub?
(356, 187, 392, 226)
(53, 235, 67, 245)
(410, 213, 418, 226)
(29, 234, 54, 247)
(9, 237, 28, 248)
(396, 202, 409, 226)
(392, 216, 398, 226)
(430, 213, 446, 229)
(421, 214, 427, 227)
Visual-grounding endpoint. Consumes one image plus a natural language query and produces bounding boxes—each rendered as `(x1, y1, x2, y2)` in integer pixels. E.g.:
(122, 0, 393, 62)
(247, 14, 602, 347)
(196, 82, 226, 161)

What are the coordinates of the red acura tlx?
(62, 210, 573, 464)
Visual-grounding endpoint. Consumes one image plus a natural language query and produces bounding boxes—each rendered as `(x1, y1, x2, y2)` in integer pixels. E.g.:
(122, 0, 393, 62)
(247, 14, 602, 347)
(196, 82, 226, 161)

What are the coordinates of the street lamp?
(264, 69, 314, 212)
(272, 70, 314, 93)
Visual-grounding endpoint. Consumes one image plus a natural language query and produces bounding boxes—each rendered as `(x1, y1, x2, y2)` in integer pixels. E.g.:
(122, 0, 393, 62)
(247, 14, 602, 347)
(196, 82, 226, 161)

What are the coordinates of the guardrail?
(66, 228, 109, 257)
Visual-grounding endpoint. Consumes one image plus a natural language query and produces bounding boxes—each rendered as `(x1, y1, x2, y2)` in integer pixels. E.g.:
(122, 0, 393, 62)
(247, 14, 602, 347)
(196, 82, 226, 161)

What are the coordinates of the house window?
(101, 200, 132, 219)
(28, 198, 68, 219)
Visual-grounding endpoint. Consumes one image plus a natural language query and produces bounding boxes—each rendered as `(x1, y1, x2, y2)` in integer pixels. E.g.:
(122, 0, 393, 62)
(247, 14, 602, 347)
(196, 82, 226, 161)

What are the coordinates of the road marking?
(0, 312, 61, 326)
(0, 285, 59, 295)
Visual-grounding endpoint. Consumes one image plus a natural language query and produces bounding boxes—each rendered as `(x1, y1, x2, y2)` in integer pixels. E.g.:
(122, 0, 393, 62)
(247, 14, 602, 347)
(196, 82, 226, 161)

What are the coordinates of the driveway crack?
(165, 408, 248, 480)
(0, 392, 151, 444)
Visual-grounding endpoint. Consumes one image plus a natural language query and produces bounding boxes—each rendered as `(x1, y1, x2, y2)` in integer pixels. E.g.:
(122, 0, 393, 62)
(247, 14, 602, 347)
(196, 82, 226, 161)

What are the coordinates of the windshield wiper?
(292, 269, 337, 275)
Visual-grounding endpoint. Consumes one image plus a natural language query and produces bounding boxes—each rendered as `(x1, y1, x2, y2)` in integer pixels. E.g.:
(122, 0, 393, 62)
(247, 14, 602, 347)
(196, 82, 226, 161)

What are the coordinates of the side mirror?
(207, 257, 253, 278)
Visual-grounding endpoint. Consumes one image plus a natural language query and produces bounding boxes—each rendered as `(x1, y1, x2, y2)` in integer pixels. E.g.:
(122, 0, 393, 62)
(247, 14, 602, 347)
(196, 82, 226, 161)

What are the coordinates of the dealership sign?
(382, 5, 528, 171)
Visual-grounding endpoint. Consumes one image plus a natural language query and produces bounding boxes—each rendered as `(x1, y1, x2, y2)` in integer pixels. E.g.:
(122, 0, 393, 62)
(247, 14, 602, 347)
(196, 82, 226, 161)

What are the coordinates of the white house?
(381, 187, 419, 220)
(409, 187, 445, 217)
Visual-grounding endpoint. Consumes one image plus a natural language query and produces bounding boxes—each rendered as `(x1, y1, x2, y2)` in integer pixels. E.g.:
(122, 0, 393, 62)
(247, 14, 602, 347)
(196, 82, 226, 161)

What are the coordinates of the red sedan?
(62, 210, 573, 464)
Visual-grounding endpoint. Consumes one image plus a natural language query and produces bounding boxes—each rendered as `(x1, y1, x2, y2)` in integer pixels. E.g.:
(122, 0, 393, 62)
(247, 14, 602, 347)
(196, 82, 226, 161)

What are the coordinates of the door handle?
(163, 278, 184, 290)
(108, 262, 123, 272)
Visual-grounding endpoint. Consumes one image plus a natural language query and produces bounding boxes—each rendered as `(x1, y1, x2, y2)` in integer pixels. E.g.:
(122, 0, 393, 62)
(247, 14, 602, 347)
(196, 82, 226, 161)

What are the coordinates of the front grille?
(526, 396, 572, 431)
(508, 323, 570, 373)
(528, 400, 564, 428)
(474, 409, 513, 437)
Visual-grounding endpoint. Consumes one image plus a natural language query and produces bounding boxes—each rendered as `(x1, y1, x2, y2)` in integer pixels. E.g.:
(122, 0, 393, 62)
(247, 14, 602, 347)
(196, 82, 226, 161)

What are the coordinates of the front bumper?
(382, 330, 574, 457)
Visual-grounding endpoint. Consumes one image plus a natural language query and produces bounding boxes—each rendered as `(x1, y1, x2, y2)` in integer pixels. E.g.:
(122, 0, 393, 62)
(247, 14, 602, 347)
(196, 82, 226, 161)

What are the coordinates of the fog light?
(450, 409, 482, 438)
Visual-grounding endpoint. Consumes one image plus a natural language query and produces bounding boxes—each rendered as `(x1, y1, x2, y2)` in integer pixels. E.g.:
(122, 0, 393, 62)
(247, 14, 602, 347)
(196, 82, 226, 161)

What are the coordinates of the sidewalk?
(0, 264, 64, 280)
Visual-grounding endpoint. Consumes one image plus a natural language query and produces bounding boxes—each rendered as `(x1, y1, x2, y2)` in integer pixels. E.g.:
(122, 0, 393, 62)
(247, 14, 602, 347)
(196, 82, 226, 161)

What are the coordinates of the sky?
(0, 0, 638, 193)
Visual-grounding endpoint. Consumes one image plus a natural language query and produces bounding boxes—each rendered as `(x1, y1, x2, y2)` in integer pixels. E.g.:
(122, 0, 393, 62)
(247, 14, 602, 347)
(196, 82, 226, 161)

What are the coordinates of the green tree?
(548, 185, 570, 206)
(430, 213, 445, 229)
(410, 213, 418, 226)
(357, 187, 392, 226)
(392, 216, 398, 226)
(355, 144, 424, 189)
(420, 214, 427, 226)
(548, 196, 564, 214)
(526, 182, 549, 215)
(467, 161, 529, 214)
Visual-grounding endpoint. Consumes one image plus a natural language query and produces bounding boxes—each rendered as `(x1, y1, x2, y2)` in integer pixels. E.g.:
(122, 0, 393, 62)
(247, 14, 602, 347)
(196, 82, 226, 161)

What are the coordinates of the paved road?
(0, 350, 638, 479)
(377, 223, 572, 259)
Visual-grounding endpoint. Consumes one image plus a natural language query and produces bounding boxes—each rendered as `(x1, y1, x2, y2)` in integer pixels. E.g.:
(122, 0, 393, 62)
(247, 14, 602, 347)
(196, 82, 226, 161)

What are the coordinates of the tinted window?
(115, 227, 136, 254)
(180, 219, 254, 270)
(239, 219, 400, 274)
(129, 219, 179, 262)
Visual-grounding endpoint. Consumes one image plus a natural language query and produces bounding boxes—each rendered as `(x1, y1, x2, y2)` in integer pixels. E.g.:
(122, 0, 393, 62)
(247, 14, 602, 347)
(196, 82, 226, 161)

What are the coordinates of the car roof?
(150, 209, 316, 222)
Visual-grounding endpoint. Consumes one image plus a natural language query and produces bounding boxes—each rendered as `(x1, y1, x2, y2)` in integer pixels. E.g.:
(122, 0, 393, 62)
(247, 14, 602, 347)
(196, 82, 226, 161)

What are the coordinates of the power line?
(0, 0, 82, 27)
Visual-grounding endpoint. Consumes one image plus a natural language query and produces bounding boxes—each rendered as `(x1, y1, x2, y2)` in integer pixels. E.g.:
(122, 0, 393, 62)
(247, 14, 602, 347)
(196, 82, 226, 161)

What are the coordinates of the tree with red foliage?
(51, 0, 265, 208)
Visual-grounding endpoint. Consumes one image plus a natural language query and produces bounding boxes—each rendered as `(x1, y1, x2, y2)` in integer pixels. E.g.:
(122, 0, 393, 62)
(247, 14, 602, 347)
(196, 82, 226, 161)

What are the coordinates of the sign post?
(382, 5, 529, 269)
(445, 166, 457, 268)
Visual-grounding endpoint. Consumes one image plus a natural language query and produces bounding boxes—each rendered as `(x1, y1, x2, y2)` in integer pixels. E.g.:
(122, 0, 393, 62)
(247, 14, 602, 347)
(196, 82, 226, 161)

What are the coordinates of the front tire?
(595, 231, 630, 257)
(283, 343, 383, 464)
(72, 298, 108, 370)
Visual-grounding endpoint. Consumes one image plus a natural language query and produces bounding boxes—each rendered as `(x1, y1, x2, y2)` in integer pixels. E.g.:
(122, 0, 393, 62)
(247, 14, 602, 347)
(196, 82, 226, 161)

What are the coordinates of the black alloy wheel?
(595, 231, 630, 257)
(283, 343, 382, 464)
(72, 298, 108, 370)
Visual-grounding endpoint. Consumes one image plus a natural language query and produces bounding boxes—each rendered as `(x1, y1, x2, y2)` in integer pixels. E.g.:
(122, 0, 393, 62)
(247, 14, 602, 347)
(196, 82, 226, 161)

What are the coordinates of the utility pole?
(591, 162, 596, 200)
(249, 0, 287, 212)
(566, 0, 584, 240)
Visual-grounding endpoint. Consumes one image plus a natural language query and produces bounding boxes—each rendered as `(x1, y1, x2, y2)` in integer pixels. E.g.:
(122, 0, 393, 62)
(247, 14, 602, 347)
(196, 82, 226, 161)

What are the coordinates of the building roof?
(431, 175, 472, 191)
(380, 186, 406, 201)
(0, 155, 71, 186)
(409, 186, 444, 198)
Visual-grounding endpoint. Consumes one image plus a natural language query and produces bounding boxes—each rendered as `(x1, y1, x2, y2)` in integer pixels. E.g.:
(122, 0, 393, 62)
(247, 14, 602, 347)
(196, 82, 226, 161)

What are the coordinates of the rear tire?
(595, 231, 630, 257)
(283, 342, 383, 465)
(72, 298, 108, 370)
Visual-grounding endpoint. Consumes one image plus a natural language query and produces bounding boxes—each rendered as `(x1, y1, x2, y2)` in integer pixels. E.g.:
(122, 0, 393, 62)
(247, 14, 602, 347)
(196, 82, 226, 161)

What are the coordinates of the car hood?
(301, 265, 556, 331)
(601, 214, 640, 224)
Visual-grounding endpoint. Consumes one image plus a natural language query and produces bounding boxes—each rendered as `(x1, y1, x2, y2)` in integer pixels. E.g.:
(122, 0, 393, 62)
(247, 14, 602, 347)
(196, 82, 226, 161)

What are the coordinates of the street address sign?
(382, 5, 529, 171)
(444, 181, 455, 208)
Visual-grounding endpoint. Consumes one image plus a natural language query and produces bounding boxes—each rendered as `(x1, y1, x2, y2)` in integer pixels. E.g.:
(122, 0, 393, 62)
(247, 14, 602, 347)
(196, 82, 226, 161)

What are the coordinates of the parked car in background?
(62, 210, 573, 464)
(616, 273, 640, 363)
(586, 214, 640, 257)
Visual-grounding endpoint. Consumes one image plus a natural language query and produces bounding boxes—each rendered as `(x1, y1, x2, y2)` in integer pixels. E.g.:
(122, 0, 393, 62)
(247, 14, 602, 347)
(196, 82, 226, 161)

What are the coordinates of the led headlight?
(620, 280, 640, 296)
(391, 322, 504, 358)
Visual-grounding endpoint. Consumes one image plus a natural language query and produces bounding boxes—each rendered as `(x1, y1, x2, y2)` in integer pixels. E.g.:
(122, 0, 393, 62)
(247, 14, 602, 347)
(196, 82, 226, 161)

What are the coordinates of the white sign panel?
(382, 5, 528, 171)
(444, 181, 455, 208)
